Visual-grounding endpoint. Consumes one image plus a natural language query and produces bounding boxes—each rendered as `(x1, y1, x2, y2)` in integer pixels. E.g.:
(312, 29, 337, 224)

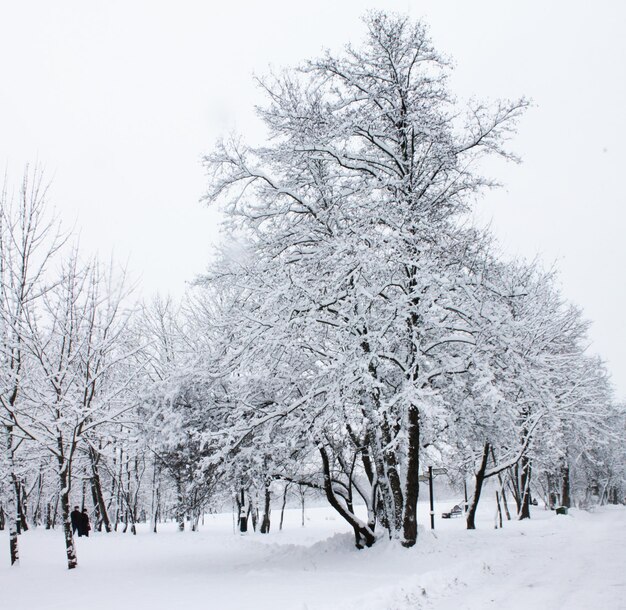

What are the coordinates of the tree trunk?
(401, 404, 420, 547)
(125, 458, 138, 535)
(318, 444, 375, 548)
(90, 479, 101, 531)
(279, 484, 289, 531)
(561, 464, 571, 508)
(51, 493, 60, 528)
(260, 482, 271, 534)
(89, 445, 112, 532)
(8, 484, 19, 565)
(495, 490, 503, 529)
(58, 458, 77, 570)
(380, 415, 404, 535)
(6, 425, 20, 565)
(32, 469, 44, 527)
(518, 457, 531, 520)
(501, 485, 511, 520)
(175, 475, 185, 532)
(250, 501, 258, 532)
(81, 478, 87, 511)
(114, 446, 124, 531)
(14, 477, 28, 533)
(490, 447, 511, 520)
(364, 419, 395, 536)
(236, 488, 249, 533)
(150, 458, 161, 533)
(466, 442, 490, 530)
(191, 510, 200, 532)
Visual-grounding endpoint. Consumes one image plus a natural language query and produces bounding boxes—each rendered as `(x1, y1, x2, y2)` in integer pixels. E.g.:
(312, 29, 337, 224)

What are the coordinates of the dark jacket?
(70, 509, 82, 534)
(77, 511, 91, 537)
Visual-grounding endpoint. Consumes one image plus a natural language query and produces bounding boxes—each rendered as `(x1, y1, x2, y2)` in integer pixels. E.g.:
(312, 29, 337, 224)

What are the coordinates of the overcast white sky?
(0, 0, 624, 398)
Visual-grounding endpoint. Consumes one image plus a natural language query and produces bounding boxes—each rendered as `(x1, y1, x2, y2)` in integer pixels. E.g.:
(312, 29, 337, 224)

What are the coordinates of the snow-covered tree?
(201, 12, 527, 547)
(0, 167, 64, 565)
(5, 251, 137, 568)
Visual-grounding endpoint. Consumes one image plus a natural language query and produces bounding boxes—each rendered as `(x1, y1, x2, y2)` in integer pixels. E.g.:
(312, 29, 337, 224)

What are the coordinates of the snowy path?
(1, 505, 624, 610)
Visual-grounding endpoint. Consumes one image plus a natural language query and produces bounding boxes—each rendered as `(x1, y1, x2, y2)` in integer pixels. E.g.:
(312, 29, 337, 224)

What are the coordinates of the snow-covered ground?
(1, 500, 625, 610)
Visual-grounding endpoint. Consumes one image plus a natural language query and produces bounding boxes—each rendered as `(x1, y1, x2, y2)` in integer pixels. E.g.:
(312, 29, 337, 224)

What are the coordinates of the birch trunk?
(57, 455, 77, 570)
(6, 425, 19, 565)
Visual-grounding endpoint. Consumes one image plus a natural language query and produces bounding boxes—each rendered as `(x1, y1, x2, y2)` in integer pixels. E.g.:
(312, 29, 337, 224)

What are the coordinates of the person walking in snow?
(77, 508, 91, 537)
(70, 506, 82, 535)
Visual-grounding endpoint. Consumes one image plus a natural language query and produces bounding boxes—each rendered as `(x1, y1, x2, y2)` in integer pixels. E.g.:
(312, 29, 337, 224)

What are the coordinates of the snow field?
(1, 501, 624, 610)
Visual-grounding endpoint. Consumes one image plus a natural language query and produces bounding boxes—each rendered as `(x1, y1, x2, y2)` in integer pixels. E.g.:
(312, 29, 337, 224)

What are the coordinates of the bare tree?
(0, 166, 64, 566)
(8, 252, 137, 568)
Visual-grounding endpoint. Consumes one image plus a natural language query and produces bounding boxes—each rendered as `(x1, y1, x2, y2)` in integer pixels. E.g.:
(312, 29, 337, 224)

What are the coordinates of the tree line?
(1, 12, 624, 569)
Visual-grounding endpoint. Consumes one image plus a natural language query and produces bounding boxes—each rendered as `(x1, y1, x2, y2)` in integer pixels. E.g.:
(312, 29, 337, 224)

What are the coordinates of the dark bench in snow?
(441, 504, 464, 519)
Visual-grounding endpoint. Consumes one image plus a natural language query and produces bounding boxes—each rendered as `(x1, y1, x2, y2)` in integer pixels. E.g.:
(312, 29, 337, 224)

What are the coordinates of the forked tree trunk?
(466, 442, 490, 530)
(89, 445, 112, 532)
(364, 418, 395, 535)
(318, 444, 375, 548)
(360, 351, 402, 538)
(378, 409, 404, 536)
(490, 447, 511, 520)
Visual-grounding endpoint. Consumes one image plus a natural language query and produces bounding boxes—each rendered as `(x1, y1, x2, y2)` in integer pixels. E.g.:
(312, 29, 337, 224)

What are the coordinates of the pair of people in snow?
(70, 506, 91, 537)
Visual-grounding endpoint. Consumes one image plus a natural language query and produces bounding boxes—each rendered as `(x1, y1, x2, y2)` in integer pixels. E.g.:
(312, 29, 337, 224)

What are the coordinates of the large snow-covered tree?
(201, 12, 528, 547)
